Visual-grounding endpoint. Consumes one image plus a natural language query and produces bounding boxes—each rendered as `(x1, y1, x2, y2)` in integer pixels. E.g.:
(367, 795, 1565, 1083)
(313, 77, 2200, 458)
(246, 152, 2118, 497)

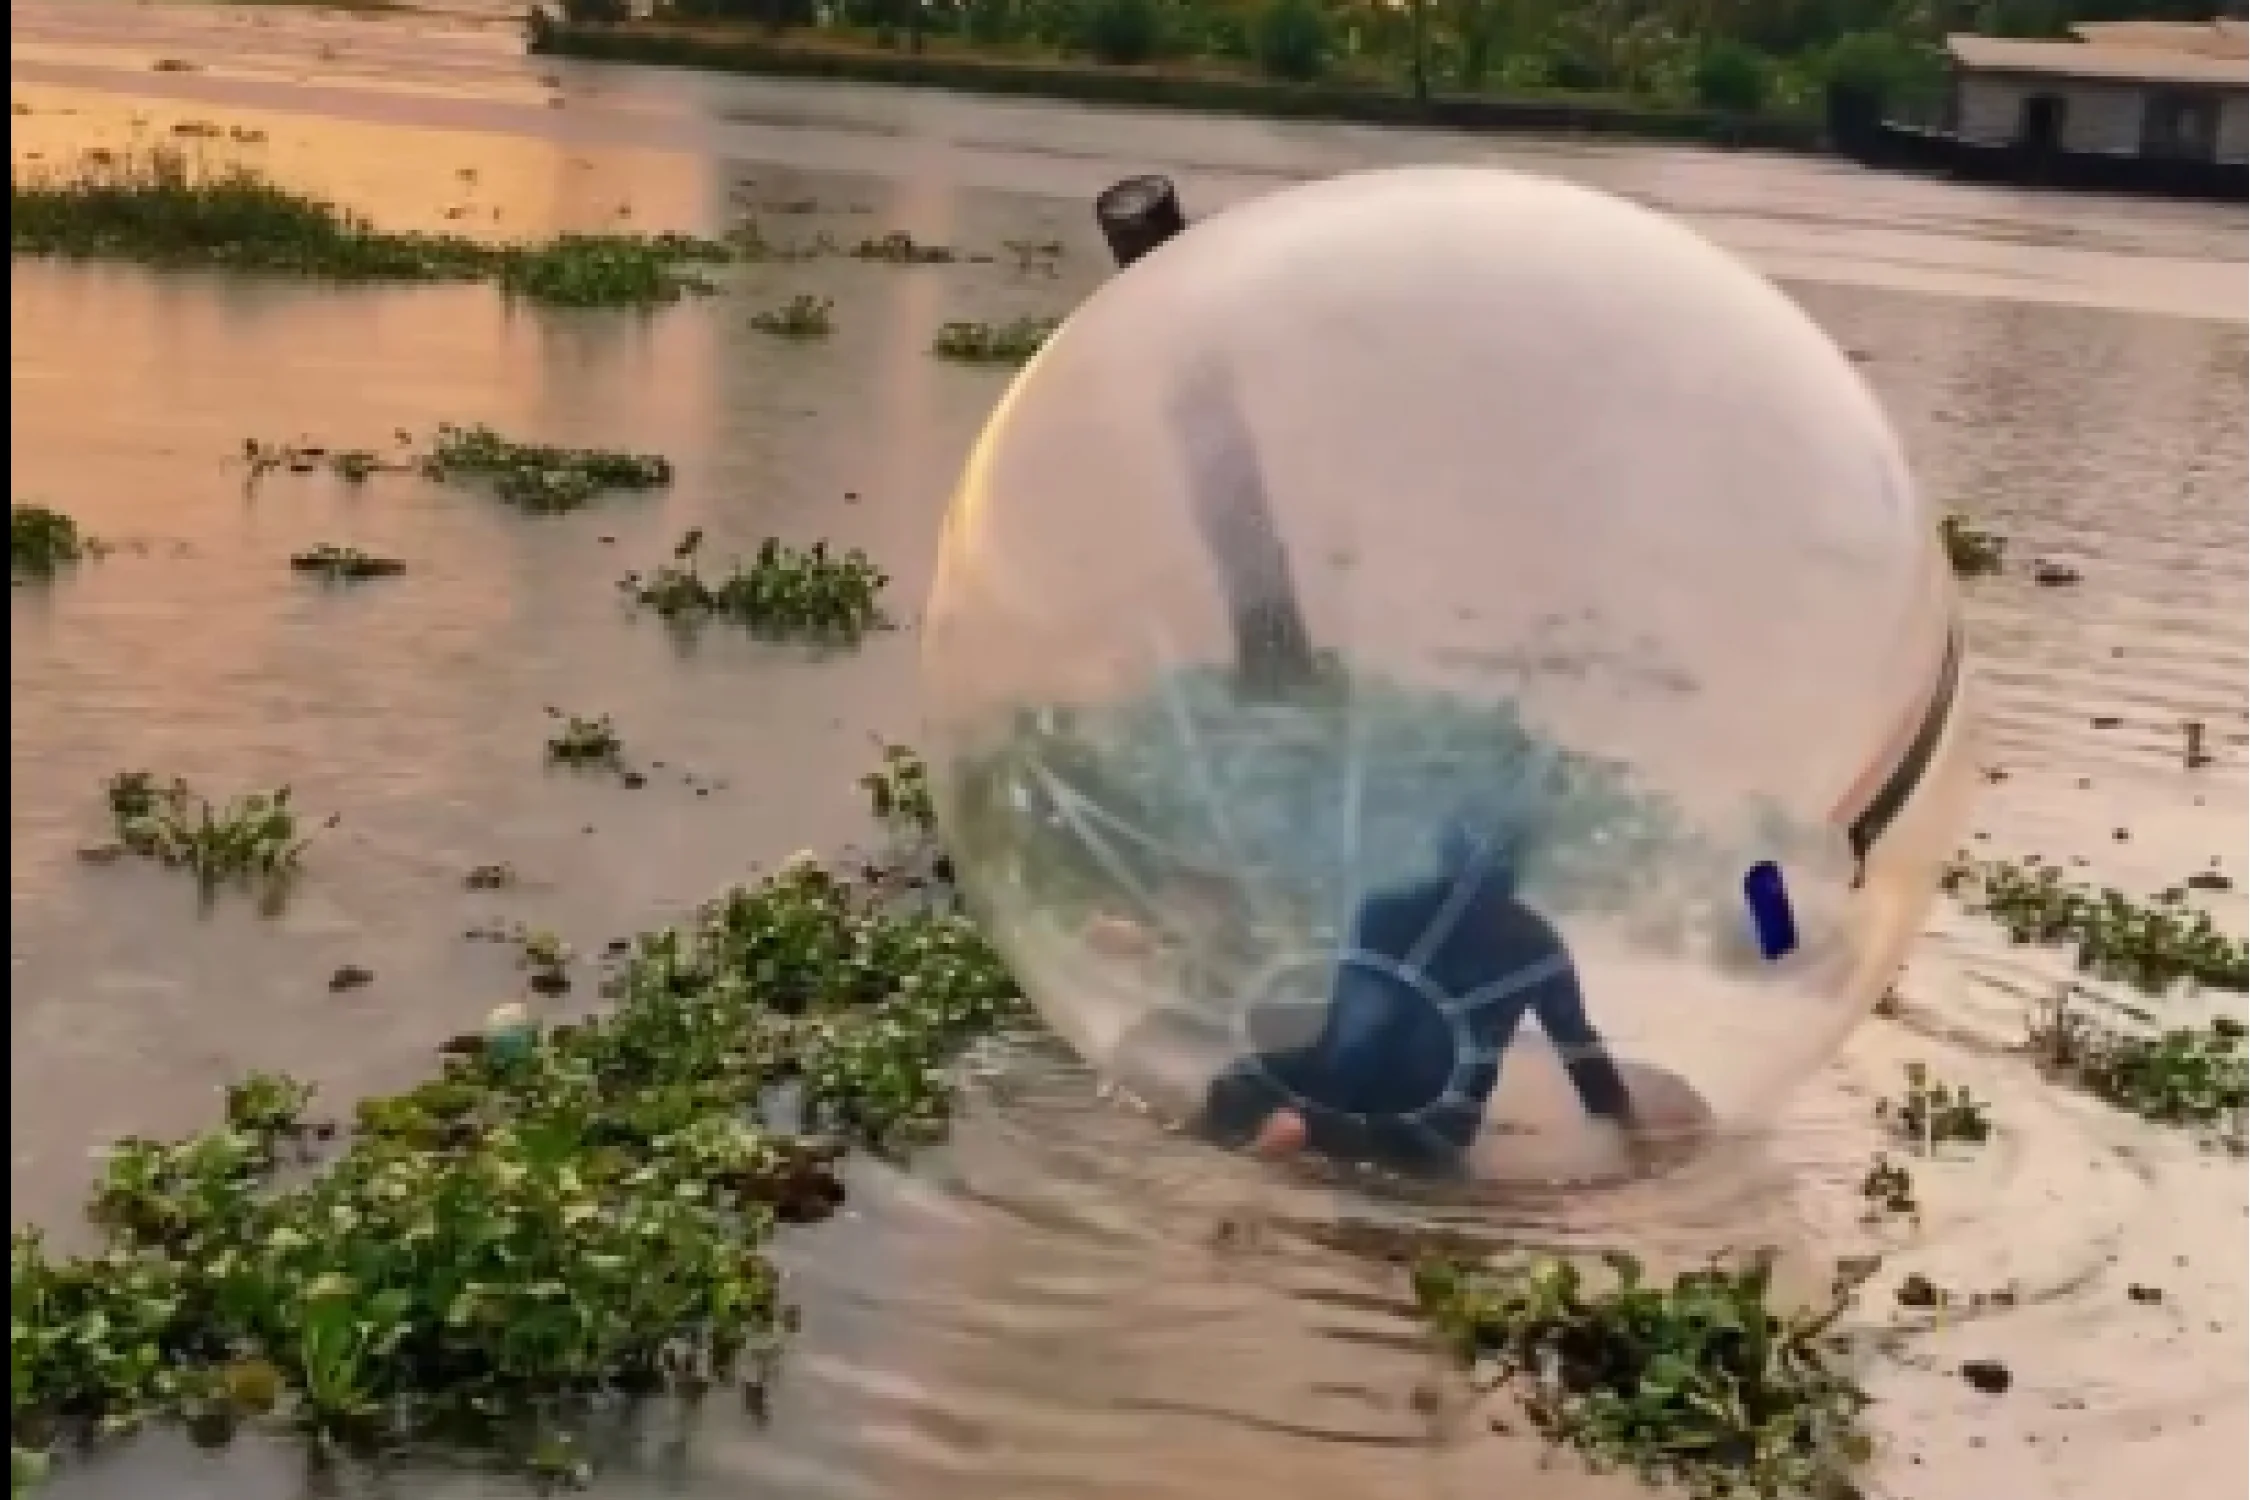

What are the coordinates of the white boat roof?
(1946, 31, 2250, 87)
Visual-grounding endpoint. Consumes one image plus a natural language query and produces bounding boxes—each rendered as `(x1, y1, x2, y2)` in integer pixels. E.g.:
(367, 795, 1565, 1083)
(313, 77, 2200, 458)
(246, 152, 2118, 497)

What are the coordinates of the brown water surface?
(11, 4, 2247, 1498)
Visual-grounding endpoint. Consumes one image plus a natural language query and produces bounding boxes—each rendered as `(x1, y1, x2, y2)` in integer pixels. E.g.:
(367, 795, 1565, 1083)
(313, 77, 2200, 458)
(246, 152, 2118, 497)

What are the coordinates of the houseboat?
(1831, 20, 2248, 201)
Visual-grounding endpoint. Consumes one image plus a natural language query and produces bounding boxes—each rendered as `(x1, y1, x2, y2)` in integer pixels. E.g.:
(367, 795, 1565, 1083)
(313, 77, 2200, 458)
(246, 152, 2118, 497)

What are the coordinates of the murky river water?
(11, 4, 2248, 1499)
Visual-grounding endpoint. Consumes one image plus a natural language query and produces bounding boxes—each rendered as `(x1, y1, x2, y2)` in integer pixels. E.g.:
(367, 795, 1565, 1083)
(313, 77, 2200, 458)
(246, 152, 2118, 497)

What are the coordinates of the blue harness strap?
(1200, 859, 1633, 1174)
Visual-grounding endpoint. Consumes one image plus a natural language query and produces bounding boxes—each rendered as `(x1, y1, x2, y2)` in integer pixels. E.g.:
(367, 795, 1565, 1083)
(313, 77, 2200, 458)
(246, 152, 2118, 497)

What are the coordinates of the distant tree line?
(547, 0, 2220, 115)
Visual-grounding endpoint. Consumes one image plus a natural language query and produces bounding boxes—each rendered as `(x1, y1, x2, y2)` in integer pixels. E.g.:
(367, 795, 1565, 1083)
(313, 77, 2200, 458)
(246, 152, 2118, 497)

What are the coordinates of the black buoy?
(1095, 175, 1190, 270)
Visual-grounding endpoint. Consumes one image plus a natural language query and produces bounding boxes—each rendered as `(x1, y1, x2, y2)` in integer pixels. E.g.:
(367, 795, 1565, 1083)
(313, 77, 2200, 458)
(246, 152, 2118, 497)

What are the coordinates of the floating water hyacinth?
(11, 149, 731, 309)
(11, 503, 97, 578)
(422, 425, 672, 513)
(931, 316, 1057, 367)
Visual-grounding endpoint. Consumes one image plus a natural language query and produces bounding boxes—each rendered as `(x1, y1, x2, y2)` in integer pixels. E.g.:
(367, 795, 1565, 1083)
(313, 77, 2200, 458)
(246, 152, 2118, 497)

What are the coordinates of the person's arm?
(1521, 955, 1637, 1124)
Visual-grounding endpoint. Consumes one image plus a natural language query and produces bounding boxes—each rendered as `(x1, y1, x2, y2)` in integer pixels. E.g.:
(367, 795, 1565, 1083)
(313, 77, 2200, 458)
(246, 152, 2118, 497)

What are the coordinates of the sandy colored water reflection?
(10, 7, 2247, 1500)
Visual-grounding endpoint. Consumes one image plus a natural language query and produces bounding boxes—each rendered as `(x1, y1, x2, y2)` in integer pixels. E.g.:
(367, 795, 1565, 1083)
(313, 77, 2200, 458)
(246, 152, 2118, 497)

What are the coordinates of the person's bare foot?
(1251, 1108, 1309, 1159)
(1616, 1116, 1679, 1179)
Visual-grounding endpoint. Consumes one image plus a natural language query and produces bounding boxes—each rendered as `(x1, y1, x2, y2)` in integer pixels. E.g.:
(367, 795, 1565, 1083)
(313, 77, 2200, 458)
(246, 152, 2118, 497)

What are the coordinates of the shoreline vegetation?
(522, 2, 1965, 154)
(529, 17, 1827, 148)
(9, 149, 734, 308)
(8, 150, 1064, 331)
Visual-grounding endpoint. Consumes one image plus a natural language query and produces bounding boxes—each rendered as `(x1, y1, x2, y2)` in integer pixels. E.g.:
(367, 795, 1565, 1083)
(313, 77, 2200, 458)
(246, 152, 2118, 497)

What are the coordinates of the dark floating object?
(290, 545, 405, 581)
(1959, 1359, 2012, 1395)
(328, 965, 374, 992)
(2185, 720, 2211, 768)
(1742, 861, 1800, 961)
(1095, 175, 1188, 270)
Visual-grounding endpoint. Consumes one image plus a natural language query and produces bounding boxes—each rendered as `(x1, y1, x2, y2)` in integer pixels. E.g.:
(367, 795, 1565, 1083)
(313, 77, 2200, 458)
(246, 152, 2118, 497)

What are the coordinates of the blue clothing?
(1199, 856, 1632, 1176)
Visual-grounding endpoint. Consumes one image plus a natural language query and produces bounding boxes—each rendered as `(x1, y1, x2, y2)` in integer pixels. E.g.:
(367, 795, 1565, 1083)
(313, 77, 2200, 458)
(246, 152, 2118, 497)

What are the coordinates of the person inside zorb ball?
(920, 165, 1977, 1187)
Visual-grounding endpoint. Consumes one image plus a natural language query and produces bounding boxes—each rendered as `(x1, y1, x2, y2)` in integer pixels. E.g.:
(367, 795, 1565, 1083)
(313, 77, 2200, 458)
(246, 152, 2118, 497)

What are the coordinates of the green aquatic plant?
(289, 544, 405, 581)
(488, 926, 577, 996)
(11, 149, 729, 309)
(244, 426, 670, 509)
(518, 926, 571, 975)
(750, 292, 835, 339)
(421, 423, 673, 512)
(1857, 1154, 1917, 1222)
(850, 229, 956, 265)
(1938, 513, 2005, 578)
(1945, 855, 2248, 994)
(1002, 238, 1065, 276)
(10, 504, 96, 578)
(494, 230, 729, 307)
(543, 710, 624, 768)
(862, 743, 937, 838)
(221, 1071, 320, 1141)
(1875, 1061, 1990, 1152)
(14, 148, 492, 279)
(724, 218, 837, 263)
(931, 316, 1059, 366)
(1413, 1251, 1874, 1499)
(622, 532, 891, 645)
(9, 818, 1021, 1490)
(2025, 988, 2247, 1143)
(94, 772, 314, 906)
(244, 438, 393, 484)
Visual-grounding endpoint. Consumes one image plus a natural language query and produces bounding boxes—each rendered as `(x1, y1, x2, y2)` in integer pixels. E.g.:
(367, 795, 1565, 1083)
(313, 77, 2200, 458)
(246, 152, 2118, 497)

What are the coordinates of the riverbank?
(528, 19, 1829, 154)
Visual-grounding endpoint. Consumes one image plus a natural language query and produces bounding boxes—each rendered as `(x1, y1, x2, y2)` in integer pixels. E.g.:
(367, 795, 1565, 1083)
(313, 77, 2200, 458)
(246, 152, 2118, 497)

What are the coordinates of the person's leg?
(1200, 1049, 1381, 1159)
(1196, 881, 1454, 1168)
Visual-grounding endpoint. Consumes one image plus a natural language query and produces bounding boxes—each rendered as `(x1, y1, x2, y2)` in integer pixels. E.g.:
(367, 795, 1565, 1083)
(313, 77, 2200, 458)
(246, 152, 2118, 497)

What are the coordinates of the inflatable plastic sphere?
(921, 166, 1974, 1186)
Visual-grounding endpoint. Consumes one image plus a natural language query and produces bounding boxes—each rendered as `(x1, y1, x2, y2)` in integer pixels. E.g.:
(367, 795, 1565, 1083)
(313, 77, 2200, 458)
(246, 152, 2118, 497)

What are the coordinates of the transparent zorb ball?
(920, 166, 1975, 1185)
